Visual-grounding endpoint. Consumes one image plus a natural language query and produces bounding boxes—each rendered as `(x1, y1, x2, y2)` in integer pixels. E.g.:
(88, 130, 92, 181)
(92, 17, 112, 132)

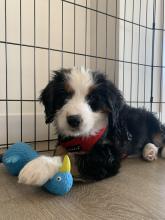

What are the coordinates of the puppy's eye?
(58, 90, 73, 103)
(66, 91, 74, 98)
(86, 93, 101, 111)
(60, 90, 73, 97)
(87, 94, 96, 103)
(56, 176, 62, 182)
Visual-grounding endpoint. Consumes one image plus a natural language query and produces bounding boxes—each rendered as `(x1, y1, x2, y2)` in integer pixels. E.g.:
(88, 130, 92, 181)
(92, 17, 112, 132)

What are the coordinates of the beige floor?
(0, 158, 165, 220)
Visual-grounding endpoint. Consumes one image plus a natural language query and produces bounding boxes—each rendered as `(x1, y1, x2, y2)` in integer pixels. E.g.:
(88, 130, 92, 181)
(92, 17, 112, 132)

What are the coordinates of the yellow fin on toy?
(59, 155, 71, 173)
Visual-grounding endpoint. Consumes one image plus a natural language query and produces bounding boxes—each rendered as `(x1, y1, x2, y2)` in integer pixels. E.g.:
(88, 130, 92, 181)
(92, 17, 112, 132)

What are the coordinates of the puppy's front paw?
(142, 143, 158, 162)
(18, 156, 62, 186)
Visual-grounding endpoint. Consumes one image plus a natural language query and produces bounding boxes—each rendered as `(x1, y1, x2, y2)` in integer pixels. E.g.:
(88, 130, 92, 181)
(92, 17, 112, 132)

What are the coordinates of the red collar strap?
(59, 127, 107, 152)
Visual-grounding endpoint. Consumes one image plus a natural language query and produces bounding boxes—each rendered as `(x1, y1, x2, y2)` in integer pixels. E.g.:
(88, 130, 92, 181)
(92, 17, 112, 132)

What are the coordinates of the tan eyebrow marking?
(88, 85, 96, 95)
(64, 82, 75, 95)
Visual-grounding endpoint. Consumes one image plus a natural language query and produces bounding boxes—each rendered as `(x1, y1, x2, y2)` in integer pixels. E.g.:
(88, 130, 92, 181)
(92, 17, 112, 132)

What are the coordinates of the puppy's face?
(55, 68, 109, 137)
(40, 67, 123, 137)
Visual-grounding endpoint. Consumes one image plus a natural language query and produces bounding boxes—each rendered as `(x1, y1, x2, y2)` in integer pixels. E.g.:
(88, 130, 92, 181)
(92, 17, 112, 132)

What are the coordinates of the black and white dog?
(18, 67, 165, 185)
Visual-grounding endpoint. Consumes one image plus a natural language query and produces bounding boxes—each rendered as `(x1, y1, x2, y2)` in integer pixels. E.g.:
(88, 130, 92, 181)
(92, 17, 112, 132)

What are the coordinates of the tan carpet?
(0, 158, 165, 220)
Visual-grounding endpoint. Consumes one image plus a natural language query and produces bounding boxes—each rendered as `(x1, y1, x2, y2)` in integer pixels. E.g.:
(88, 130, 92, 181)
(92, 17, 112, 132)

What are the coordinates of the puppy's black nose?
(67, 115, 82, 128)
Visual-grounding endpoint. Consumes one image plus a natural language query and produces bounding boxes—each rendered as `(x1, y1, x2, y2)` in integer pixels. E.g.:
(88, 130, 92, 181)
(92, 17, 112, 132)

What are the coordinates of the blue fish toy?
(2, 142, 73, 196)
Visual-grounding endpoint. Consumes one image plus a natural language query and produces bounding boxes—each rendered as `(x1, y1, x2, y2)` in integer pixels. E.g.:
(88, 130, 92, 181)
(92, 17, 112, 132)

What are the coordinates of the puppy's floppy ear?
(40, 80, 57, 124)
(105, 81, 125, 128)
(40, 68, 71, 124)
(92, 71, 124, 128)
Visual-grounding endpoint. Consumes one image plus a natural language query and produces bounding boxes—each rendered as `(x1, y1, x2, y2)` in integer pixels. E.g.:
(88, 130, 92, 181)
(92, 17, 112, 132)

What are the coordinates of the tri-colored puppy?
(18, 67, 165, 185)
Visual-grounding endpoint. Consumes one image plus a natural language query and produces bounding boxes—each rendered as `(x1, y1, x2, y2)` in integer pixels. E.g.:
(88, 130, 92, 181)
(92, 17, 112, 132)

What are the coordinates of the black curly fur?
(77, 141, 121, 180)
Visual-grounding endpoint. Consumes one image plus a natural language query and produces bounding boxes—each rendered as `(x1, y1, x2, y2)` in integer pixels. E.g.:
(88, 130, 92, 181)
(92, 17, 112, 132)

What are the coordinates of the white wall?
(118, 0, 164, 119)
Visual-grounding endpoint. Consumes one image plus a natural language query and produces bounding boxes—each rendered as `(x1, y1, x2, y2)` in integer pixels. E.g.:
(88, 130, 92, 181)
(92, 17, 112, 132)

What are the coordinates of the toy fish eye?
(56, 176, 62, 182)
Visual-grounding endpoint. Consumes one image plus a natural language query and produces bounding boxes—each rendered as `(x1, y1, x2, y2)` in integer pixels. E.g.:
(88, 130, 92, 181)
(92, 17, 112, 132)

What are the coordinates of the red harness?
(59, 127, 107, 152)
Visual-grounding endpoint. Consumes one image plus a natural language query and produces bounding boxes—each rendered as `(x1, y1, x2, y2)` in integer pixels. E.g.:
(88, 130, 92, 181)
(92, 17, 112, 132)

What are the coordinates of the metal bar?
(0, 139, 57, 148)
(84, 0, 87, 68)
(105, 0, 108, 73)
(62, 0, 64, 67)
(159, 0, 164, 121)
(122, 0, 127, 93)
(96, 0, 98, 69)
(0, 99, 40, 102)
(4, 0, 8, 149)
(144, 0, 149, 108)
(0, 99, 164, 104)
(33, 0, 36, 149)
(73, 0, 76, 66)
(137, 0, 142, 107)
(48, 0, 51, 150)
(0, 40, 165, 68)
(20, 0, 23, 141)
(114, 0, 118, 84)
(150, 0, 156, 112)
(130, 0, 135, 106)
